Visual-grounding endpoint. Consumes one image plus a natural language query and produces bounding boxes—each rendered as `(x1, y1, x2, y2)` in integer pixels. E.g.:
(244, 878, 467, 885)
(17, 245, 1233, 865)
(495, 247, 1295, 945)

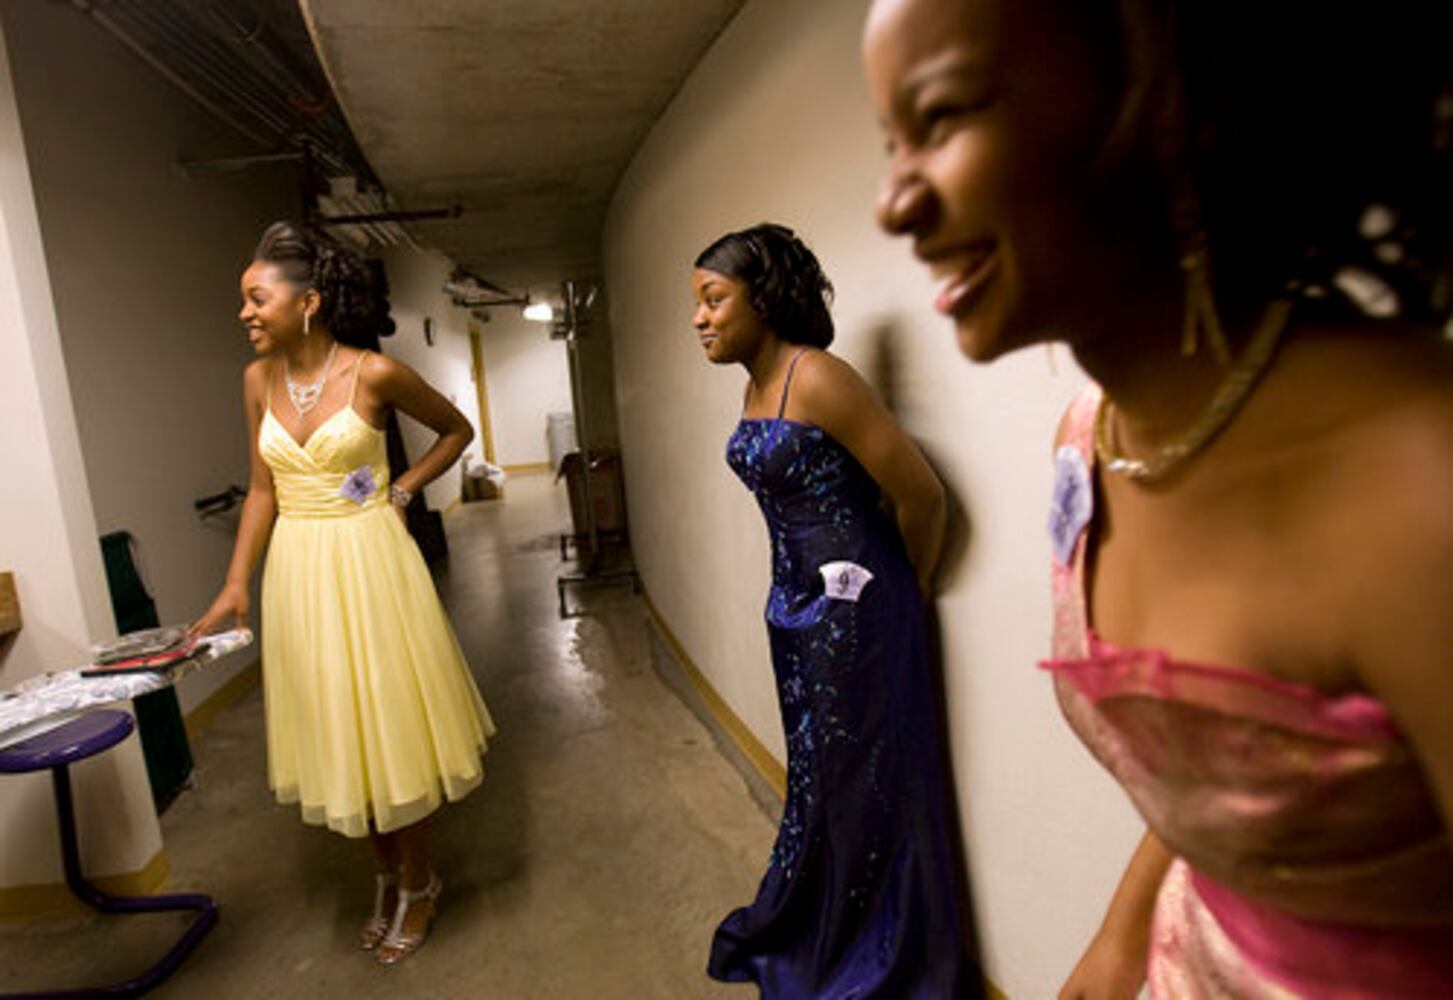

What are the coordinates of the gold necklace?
(1095, 299, 1293, 483)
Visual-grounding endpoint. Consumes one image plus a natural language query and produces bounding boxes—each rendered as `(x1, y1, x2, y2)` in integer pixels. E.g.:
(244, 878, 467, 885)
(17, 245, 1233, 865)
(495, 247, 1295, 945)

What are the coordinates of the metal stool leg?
(0, 766, 218, 999)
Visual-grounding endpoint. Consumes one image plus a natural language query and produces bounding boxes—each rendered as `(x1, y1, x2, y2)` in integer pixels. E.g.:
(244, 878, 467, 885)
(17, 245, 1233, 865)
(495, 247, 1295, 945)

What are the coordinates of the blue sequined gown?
(708, 365, 973, 999)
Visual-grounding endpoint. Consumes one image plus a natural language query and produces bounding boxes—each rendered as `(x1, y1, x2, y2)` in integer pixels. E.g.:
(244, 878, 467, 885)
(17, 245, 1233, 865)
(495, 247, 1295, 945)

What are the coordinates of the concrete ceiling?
(301, 0, 745, 293)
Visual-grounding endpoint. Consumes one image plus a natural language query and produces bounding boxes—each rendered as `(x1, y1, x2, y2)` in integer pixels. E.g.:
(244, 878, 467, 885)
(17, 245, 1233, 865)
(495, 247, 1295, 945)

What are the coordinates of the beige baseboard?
(641, 589, 1012, 999)
(0, 847, 169, 922)
(503, 462, 551, 476)
(640, 590, 787, 799)
(184, 658, 260, 738)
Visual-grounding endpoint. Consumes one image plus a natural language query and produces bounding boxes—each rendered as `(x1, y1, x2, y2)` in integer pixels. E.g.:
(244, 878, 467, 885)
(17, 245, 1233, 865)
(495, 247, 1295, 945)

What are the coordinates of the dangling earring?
(1173, 186, 1232, 366)
(303, 312, 311, 337)
(1179, 238, 1230, 365)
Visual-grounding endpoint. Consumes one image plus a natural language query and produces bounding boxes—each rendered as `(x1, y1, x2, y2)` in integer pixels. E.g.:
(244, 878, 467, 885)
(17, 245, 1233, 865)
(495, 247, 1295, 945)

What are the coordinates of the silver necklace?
(284, 340, 338, 416)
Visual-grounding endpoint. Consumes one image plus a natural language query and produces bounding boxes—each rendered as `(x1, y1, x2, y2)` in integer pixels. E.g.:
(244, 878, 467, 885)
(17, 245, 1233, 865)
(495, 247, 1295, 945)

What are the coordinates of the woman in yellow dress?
(193, 221, 494, 965)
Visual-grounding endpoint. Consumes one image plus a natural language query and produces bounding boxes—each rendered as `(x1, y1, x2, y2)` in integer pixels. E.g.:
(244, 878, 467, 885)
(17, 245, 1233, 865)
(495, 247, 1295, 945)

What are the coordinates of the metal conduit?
(67, 0, 270, 146)
(68, 0, 370, 186)
(198, 0, 328, 113)
(138, 5, 298, 138)
(141, 0, 323, 124)
(63, 0, 452, 258)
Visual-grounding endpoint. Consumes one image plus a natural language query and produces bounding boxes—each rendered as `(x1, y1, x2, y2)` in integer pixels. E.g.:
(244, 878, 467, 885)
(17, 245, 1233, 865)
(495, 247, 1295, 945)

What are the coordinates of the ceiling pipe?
(450, 269, 516, 299)
(320, 206, 463, 226)
(72, 0, 407, 252)
(77, 1, 360, 180)
(164, 3, 335, 142)
(178, 150, 305, 177)
(197, 0, 330, 115)
(333, 190, 399, 247)
(139, 3, 299, 137)
(134, 7, 357, 183)
(316, 191, 387, 248)
(67, 0, 269, 146)
(147, 2, 365, 179)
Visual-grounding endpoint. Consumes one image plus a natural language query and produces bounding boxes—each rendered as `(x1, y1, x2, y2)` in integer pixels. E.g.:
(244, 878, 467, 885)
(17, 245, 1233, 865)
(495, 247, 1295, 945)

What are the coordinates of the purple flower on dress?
(339, 465, 376, 505)
(1048, 445, 1093, 566)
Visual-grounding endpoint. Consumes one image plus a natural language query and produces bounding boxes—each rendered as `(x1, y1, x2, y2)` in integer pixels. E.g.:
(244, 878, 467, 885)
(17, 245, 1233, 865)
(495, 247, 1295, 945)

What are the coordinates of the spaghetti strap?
(348, 349, 368, 406)
(777, 348, 809, 420)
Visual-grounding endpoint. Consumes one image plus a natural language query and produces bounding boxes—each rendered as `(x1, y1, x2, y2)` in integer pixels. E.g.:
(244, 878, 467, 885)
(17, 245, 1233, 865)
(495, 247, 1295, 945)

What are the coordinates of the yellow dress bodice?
(259, 405, 389, 518)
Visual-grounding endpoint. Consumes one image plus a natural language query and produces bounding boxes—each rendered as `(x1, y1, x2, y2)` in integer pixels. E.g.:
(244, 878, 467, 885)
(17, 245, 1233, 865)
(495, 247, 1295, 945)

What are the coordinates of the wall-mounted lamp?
(523, 302, 554, 323)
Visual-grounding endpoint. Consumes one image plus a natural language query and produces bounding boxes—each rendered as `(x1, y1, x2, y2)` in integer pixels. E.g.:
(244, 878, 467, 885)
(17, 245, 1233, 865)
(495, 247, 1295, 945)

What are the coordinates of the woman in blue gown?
(693, 224, 975, 998)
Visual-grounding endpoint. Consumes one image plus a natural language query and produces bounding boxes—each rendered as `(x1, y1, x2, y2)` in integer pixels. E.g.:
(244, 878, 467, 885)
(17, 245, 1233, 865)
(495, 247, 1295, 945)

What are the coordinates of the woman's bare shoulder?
(1269, 325, 1451, 559)
(791, 348, 874, 406)
(355, 348, 411, 390)
(1268, 323, 1450, 425)
(242, 358, 271, 395)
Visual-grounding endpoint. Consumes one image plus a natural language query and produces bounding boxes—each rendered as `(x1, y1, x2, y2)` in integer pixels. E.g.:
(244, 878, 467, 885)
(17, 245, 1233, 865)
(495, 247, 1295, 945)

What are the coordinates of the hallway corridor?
(0, 476, 777, 999)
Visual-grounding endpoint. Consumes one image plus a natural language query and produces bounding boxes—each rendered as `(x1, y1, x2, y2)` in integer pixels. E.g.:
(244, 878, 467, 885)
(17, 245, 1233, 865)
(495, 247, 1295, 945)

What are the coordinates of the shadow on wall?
(862, 316, 974, 591)
(862, 315, 989, 991)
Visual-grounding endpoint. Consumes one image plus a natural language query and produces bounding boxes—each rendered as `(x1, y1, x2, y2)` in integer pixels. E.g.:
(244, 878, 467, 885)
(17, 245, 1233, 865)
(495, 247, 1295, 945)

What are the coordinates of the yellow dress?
(258, 357, 494, 837)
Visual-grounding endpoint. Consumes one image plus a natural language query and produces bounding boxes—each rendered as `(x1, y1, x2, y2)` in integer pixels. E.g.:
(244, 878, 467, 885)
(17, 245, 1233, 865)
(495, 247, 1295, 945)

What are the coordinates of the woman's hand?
(190, 581, 250, 636)
(1059, 924, 1149, 1000)
(1061, 830, 1171, 999)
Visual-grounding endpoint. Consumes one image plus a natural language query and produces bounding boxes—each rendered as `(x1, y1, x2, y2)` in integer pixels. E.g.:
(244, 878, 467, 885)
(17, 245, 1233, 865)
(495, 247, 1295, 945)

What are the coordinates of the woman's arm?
(191, 361, 278, 634)
(790, 351, 946, 592)
(1060, 829, 1172, 1000)
(1349, 393, 1453, 829)
(360, 351, 475, 502)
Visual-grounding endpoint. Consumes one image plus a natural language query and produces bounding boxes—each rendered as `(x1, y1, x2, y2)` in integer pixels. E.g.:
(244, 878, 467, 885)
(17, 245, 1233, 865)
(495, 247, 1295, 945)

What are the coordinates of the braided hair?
(695, 224, 835, 348)
(252, 221, 395, 346)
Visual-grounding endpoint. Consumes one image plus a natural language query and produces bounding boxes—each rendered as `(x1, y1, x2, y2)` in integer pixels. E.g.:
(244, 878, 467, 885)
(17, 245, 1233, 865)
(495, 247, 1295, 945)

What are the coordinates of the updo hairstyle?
(695, 223, 836, 348)
(252, 221, 396, 346)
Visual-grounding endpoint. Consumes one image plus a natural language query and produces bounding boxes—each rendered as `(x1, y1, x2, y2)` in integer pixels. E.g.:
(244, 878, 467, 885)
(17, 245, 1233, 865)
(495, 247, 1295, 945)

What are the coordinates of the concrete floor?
(0, 474, 779, 998)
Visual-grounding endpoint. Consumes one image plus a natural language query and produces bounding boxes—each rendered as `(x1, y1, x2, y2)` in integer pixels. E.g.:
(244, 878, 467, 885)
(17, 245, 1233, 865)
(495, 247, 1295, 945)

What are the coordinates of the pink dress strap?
(1047, 384, 1100, 661)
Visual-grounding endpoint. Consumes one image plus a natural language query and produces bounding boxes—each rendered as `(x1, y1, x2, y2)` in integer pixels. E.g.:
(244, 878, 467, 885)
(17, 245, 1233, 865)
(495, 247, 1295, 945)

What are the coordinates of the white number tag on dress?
(819, 561, 874, 602)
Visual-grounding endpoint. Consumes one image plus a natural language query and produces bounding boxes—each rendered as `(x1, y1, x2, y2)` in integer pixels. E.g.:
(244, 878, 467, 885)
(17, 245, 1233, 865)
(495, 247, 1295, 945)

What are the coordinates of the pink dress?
(1042, 386, 1453, 998)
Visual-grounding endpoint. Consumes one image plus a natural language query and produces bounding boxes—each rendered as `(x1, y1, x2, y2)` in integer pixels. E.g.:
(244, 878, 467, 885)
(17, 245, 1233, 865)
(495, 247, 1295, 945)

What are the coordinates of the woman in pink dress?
(864, 1, 1452, 996)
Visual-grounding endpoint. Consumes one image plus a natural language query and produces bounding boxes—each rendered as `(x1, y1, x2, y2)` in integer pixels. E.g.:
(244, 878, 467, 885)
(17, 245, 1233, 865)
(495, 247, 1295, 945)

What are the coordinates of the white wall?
(603, 1, 1143, 994)
(478, 310, 573, 468)
(0, 15, 161, 888)
(380, 246, 481, 509)
(3, 1, 300, 713)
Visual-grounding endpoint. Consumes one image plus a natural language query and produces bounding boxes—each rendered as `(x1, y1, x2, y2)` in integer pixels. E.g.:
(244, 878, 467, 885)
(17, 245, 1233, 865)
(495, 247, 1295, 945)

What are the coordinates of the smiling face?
(238, 261, 315, 354)
(692, 268, 771, 365)
(864, 0, 1163, 362)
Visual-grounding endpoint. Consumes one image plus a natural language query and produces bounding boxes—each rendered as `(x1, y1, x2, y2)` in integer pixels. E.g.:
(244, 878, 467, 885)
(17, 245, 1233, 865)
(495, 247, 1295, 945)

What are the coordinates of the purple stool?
(0, 711, 216, 998)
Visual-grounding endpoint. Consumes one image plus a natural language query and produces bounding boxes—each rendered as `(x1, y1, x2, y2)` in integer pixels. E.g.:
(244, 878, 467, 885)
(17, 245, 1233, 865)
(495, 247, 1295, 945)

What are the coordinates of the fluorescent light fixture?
(523, 302, 554, 322)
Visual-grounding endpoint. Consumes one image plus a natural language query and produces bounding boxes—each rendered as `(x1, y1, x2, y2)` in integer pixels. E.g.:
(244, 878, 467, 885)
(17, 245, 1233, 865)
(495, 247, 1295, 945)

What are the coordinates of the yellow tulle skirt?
(260, 504, 494, 837)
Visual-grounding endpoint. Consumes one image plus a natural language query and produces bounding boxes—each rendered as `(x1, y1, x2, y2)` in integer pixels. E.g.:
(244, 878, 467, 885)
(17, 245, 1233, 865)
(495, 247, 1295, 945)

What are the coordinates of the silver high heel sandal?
(375, 873, 442, 966)
(360, 872, 398, 951)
